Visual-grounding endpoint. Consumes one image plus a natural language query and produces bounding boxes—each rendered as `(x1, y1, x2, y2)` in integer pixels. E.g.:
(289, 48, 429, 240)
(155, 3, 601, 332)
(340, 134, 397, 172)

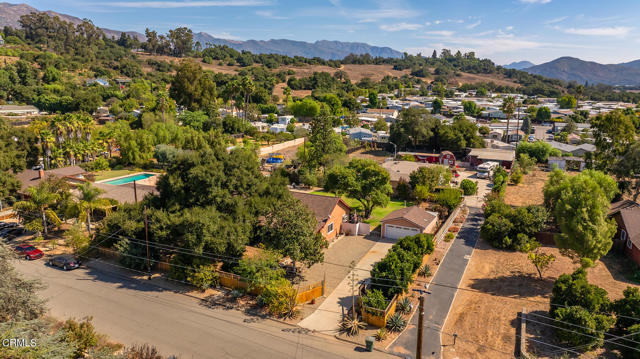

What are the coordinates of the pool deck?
(95, 172, 159, 187)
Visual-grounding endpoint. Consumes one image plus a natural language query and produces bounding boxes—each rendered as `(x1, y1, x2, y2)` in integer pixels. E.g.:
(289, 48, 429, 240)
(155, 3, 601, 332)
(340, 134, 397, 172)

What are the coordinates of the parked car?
(1, 227, 26, 241)
(14, 244, 44, 260)
(0, 222, 19, 230)
(528, 135, 535, 142)
(48, 255, 81, 270)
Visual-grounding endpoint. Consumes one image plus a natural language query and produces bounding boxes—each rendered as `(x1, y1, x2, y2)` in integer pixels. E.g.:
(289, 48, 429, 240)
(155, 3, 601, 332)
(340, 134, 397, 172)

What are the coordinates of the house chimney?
(38, 169, 45, 179)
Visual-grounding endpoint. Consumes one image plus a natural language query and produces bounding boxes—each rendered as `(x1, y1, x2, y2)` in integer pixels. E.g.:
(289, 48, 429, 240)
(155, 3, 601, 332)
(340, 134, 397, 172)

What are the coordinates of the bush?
(396, 178, 411, 200)
(386, 313, 407, 332)
(340, 315, 365, 336)
(186, 264, 219, 291)
(418, 264, 431, 277)
(370, 249, 418, 298)
(620, 323, 640, 358)
(481, 197, 548, 251)
(516, 141, 556, 163)
(375, 328, 388, 341)
(361, 289, 388, 313)
(613, 287, 640, 331)
(510, 166, 523, 185)
(435, 188, 462, 211)
(62, 317, 98, 359)
(550, 268, 611, 317)
(80, 158, 110, 172)
(554, 306, 614, 350)
(124, 344, 163, 359)
(445, 232, 455, 242)
(460, 179, 477, 195)
(396, 297, 412, 315)
(395, 233, 434, 256)
(517, 153, 536, 174)
(259, 277, 298, 318)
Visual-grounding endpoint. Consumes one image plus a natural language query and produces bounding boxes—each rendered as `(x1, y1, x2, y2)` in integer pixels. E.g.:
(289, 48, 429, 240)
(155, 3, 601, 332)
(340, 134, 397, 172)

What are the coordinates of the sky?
(21, 0, 640, 65)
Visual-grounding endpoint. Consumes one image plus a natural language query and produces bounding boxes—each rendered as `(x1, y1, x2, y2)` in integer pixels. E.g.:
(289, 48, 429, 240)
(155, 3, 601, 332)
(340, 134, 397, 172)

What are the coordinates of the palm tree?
(283, 86, 292, 106)
(240, 76, 255, 121)
(501, 96, 516, 143)
(73, 182, 112, 234)
(15, 183, 61, 238)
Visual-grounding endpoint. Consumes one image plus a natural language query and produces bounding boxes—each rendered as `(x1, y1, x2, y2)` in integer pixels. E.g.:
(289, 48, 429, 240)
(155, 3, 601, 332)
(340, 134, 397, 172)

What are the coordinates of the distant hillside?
(0, 2, 144, 40)
(0, 2, 403, 60)
(621, 59, 640, 71)
(503, 61, 535, 70)
(524, 56, 640, 86)
(192, 33, 403, 60)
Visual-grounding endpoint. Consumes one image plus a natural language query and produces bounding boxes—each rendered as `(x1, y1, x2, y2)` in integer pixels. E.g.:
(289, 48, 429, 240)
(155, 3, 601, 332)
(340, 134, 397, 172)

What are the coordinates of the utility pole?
(133, 180, 138, 203)
(412, 289, 431, 359)
(143, 206, 151, 280)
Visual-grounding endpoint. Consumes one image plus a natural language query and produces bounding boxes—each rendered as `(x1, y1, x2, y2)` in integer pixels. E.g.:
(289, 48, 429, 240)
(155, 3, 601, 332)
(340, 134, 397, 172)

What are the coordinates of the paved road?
(389, 207, 483, 359)
(532, 125, 552, 141)
(14, 259, 397, 359)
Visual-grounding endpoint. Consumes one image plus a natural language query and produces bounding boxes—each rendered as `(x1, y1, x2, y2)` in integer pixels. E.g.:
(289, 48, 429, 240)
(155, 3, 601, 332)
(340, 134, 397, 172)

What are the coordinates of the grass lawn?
(310, 191, 411, 228)
(93, 169, 138, 181)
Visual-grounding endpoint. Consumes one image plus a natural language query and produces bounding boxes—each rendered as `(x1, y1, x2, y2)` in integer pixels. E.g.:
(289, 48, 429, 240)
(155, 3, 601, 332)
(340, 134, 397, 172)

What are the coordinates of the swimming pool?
(103, 173, 156, 185)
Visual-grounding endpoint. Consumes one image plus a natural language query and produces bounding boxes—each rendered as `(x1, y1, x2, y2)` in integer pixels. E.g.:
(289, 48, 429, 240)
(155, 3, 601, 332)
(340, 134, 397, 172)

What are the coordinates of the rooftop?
(382, 161, 435, 183)
(290, 191, 351, 230)
(381, 205, 438, 230)
(467, 148, 515, 162)
(620, 206, 640, 248)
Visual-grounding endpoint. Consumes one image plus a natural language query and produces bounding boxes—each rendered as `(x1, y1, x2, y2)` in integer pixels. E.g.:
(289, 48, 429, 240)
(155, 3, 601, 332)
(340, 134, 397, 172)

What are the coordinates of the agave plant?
(386, 313, 407, 333)
(396, 297, 412, 315)
(375, 328, 388, 341)
(340, 315, 365, 336)
(418, 264, 431, 278)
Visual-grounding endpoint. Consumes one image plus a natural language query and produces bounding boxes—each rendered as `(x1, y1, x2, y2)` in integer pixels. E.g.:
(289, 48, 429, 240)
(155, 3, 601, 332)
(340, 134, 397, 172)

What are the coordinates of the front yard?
(310, 191, 410, 229)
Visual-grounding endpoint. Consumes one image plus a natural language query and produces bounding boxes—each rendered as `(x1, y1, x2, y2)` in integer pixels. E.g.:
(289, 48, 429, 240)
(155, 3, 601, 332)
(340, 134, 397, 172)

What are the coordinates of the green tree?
(557, 95, 577, 109)
(368, 91, 379, 108)
(373, 118, 388, 132)
(613, 287, 640, 331)
(432, 98, 443, 114)
(501, 96, 516, 142)
(64, 224, 90, 256)
(550, 268, 611, 316)
(170, 59, 217, 113)
(0, 243, 47, 321)
(591, 109, 636, 173)
(167, 26, 193, 57)
(15, 182, 61, 238)
(528, 250, 555, 279)
(71, 182, 112, 234)
(409, 165, 452, 192)
(324, 159, 392, 218)
(306, 106, 346, 168)
(554, 306, 615, 350)
(258, 193, 327, 269)
(545, 170, 618, 267)
(535, 106, 551, 122)
(460, 179, 477, 195)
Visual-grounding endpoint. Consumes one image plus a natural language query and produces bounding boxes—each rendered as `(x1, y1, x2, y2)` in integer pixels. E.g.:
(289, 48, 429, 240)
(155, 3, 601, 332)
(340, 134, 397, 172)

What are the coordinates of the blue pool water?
(103, 173, 155, 185)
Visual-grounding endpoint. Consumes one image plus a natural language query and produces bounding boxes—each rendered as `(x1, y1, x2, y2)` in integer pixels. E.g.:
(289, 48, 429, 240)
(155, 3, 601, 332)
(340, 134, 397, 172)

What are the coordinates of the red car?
(15, 244, 44, 260)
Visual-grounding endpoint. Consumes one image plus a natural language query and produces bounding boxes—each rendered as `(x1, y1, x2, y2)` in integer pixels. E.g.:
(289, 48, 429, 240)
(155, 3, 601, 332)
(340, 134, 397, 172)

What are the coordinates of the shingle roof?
(620, 207, 640, 248)
(382, 161, 435, 183)
(15, 166, 86, 191)
(467, 148, 515, 162)
(608, 200, 639, 216)
(381, 206, 437, 230)
(290, 191, 351, 230)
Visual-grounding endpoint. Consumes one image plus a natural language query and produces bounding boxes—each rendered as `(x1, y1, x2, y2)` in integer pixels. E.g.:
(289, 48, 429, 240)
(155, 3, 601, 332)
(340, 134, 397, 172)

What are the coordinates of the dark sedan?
(48, 255, 81, 270)
(14, 244, 44, 260)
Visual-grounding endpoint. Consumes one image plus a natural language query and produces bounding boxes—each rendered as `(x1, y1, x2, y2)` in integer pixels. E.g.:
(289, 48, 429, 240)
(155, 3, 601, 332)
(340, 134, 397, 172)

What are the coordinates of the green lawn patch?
(310, 191, 410, 229)
(93, 169, 138, 181)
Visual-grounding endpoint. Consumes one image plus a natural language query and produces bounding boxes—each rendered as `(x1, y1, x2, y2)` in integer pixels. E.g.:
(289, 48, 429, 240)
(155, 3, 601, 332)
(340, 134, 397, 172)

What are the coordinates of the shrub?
(620, 323, 640, 358)
(554, 306, 615, 350)
(361, 289, 388, 313)
(481, 197, 549, 251)
(550, 268, 611, 317)
(445, 232, 455, 242)
(396, 178, 411, 200)
(480, 214, 514, 248)
(613, 287, 640, 331)
(516, 141, 556, 163)
(386, 313, 407, 332)
(418, 264, 431, 277)
(62, 317, 98, 359)
(186, 264, 219, 291)
(80, 158, 110, 172)
(259, 277, 298, 318)
(460, 179, 477, 195)
(396, 297, 412, 315)
(124, 344, 163, 359)
(510, 166, 523, 185)
(375, 328, 388, 341)
(370, 249, 417, 298)
(517, 153, 536, 174)
(400, 154, 415, 161)
(340, 315, 365, 336)
(435, 188, 462, 211)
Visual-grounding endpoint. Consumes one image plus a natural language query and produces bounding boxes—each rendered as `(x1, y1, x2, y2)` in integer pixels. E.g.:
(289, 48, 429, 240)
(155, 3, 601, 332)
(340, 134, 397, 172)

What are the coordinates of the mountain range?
(523, 57, 640, 86)
(503, 61, 535, 70)
(0, 2, 402, 60)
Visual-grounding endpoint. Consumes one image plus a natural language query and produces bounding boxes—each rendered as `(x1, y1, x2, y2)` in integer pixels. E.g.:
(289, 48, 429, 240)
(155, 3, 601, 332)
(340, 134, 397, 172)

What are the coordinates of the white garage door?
(384, 224, 420, 240)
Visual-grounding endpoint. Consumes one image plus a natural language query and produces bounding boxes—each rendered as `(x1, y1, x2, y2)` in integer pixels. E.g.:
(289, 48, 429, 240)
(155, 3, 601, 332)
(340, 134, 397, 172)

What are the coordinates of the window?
(327, 222, 334, 234)
(621, 230, 627, 241)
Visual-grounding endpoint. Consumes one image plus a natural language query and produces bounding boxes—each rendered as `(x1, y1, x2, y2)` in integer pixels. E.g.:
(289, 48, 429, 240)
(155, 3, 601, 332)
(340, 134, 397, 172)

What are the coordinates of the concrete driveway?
(14, 258, 397, 359)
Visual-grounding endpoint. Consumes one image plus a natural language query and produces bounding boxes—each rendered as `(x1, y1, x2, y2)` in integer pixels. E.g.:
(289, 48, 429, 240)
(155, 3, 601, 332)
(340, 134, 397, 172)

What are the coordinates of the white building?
(269, 124, 288, 133)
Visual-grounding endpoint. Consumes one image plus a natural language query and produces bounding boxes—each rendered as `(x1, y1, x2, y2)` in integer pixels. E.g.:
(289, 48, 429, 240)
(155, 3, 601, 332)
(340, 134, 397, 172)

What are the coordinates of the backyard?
(310, 190, 410, 229)
(93, 169, 139, 181)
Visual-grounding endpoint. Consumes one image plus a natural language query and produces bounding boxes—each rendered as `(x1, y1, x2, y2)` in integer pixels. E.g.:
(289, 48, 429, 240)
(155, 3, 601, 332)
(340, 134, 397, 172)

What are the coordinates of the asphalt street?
(14, 258, 397, 359)
(389, 207, 483, 359)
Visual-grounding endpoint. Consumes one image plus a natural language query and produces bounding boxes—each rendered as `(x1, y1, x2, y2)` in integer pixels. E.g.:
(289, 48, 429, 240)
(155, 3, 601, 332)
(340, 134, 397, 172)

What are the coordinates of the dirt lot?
(348, 148, 392, 164)
(504, 169, 549, 207)
(442, 239, 640, 359)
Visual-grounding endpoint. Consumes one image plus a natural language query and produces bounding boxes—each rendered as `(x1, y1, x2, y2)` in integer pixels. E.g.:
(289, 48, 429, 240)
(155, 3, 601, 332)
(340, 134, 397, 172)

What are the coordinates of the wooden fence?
(360, 294, 399, 328)
(295, 280, 325, 304)
(434, 204, 463, 245)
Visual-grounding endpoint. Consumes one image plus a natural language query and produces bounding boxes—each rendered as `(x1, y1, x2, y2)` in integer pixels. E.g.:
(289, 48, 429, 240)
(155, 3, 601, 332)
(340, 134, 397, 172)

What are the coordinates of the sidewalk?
(388, 207, 483, 358)
(298, 236, 396, 333)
